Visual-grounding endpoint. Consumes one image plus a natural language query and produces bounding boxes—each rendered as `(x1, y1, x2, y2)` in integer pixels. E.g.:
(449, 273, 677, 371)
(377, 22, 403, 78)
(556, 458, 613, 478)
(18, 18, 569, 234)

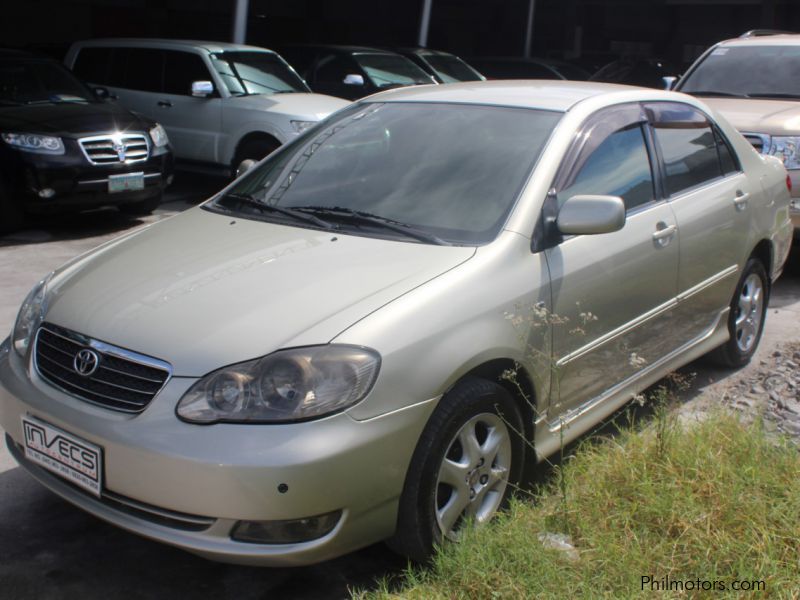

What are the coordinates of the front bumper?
(0, 341, 437, 566)
(1, 145, 173, 214)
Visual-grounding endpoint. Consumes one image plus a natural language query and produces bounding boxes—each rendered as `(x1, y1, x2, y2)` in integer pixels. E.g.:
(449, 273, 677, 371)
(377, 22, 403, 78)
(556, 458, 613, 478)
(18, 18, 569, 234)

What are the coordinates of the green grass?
(358, 414, 800, 599)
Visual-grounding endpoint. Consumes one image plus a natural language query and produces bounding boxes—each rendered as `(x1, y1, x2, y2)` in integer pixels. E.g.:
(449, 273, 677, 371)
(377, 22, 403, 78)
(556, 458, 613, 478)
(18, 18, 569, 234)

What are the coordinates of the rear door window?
(123, 48, 163, 93)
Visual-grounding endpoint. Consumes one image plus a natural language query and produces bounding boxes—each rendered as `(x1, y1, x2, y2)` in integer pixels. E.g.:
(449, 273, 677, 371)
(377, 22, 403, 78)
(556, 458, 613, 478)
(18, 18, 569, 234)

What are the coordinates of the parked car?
(279, 45, 435, 100)
(389, 47, 485, 83)
(64, 39, 349, 178)
(467, 57, 590, 80)
(0, 49, 173, 233)
(0, 81, 791, 566)
(675, 31, 800, 232)
(590, 57, 678, 89)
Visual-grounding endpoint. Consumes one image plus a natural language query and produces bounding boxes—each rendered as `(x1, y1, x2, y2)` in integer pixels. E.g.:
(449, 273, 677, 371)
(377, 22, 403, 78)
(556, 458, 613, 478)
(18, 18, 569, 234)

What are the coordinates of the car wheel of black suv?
(0, 179, 25, 234)
(118, 193, 162, 216)
(389, 377, 524, 562)
(710, 257, 769, 368)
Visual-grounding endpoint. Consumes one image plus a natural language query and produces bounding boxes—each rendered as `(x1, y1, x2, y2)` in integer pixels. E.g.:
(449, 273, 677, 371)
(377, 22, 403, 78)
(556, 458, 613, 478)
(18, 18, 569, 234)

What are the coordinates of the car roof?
(717, 34, 800, 47)
(366, 80, 664, 111)
(71, 38, 277, 54)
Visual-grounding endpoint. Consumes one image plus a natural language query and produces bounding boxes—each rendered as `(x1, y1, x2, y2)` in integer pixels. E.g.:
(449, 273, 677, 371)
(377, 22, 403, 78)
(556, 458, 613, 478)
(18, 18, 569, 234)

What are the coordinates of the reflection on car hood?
(701, 97, 800, 136)
(44, 208, 475, 376)
(0, 100, 153, 137)
(228, 92, 350, 121)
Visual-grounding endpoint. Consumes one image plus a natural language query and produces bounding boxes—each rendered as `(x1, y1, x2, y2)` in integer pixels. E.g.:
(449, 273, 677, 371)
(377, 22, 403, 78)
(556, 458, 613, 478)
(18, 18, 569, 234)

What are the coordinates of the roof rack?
(739, 29, 796, 38)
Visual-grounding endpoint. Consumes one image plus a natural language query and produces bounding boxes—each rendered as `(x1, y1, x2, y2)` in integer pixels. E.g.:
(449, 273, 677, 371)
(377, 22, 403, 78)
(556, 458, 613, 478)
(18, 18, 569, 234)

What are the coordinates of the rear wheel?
(233, 137, 280, 179)
(388, 378, 524, 562)
(709, 258, 769, 367)
(118, 192, 162, 216)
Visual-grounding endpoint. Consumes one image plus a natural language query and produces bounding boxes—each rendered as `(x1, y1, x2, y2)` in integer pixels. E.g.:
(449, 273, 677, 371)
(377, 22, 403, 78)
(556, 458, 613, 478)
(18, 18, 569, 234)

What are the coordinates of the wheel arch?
(233, 131, 282, 162)
(750, 238, 773, 284)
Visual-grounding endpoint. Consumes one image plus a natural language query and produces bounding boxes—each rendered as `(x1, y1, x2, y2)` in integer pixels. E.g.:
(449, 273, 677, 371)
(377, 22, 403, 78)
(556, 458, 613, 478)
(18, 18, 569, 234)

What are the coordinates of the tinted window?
(560, 125, 654, 211)
(164, 50, 211, 95)
(124, 48, 163, 93)
(315, 55, 355, 84)
(215, 103, 562, 245)
(656, 126, 721, 195)
(715, 129, 738, 175)
(0, 59, 95, 104)
(72, 48, 110, 84)
(422, 54, 483, 83)
(107, 48, 127, 88)
(354, 54, 432, 87)
(679, 45, 800, 98)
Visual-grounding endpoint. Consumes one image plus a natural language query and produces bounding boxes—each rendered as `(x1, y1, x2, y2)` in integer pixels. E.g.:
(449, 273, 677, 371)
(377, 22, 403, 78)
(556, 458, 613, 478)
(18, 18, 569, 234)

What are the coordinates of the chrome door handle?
(157, 100, 172, 108)
(733, 191, 750, 211)
(652, 224, 677, 242)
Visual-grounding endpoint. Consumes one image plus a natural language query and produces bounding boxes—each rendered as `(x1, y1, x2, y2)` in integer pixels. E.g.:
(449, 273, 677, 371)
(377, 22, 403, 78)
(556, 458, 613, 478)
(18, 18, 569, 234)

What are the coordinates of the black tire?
(388, 377, 525, 562)
(232, 137, 280, 179)
(0, 178, 25, 234)
(118, 192, 162, 216)
(709, 257, 769, 368)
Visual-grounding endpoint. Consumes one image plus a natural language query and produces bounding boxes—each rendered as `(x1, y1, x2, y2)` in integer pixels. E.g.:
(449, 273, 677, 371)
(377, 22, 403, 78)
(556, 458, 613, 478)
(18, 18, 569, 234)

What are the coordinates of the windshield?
(207, 102, 561, 245)
(422, 53, 484, 83)
(679, 45, 800, 98)
(354, 54, 433, 87)
(211, 51, 310, 95)
(0, 59, 95, 105)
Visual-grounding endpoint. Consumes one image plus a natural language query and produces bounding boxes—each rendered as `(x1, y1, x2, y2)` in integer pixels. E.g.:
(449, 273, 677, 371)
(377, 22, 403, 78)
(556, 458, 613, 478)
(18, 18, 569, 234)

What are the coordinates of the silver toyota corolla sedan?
(0, 81, 792, 566)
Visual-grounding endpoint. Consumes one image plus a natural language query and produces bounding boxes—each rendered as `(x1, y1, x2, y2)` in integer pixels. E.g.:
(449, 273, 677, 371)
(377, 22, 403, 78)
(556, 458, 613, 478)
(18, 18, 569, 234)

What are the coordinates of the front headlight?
(149, 124, 169, 148)
(290, 120, 316, 134)
(1, 133, 64, 155)
(768, 136, 800, 170)
(177, 345, 381, 423)
(12, 273, 53, 357)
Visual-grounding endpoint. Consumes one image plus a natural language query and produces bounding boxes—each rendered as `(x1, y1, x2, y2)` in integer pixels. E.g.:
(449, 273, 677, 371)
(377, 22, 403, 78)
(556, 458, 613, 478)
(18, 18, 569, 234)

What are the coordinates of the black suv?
(0, 49, 173, 233)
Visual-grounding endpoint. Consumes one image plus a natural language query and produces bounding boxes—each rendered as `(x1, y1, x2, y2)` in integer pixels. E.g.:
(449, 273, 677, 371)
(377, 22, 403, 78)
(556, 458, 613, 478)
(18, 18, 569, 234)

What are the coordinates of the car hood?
(0, 100, 152, 137)
(227, 92, 350, 120)
(700, 97, 800, 136)
(44, 207, 476, 376)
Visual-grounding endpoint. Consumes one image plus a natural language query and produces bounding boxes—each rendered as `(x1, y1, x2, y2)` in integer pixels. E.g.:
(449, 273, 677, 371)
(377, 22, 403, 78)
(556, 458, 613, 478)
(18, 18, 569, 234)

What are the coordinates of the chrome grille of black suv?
(34, 323, 171, 413)
(78, 133, 150, 165)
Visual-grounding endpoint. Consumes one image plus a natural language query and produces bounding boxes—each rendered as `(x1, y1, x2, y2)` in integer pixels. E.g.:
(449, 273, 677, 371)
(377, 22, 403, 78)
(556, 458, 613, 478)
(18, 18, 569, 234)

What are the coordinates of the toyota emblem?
(73, 349, 100, 377)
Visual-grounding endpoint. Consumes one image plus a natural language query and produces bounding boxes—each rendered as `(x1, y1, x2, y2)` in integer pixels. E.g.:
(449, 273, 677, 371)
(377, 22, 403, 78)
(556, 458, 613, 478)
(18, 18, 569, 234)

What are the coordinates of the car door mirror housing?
(662, 75, 678, 90)
(343, 74, 365, 86)
(191, 81, 214, 97)
(556, 195, 626, 235)
(93, 86, 114, 100)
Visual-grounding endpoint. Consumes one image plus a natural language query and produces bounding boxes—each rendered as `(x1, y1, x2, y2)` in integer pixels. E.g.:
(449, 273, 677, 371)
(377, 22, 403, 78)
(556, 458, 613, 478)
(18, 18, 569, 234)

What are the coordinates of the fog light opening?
(231, 510, 342, 544)
(38, 188, 56, 199)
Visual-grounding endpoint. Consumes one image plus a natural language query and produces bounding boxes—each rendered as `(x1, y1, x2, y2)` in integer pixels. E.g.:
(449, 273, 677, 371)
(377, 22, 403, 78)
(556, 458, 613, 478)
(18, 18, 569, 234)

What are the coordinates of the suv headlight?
(177, 345, 380, 423)
(290, 120, 316, 134)
(1, 133, 64, 155)
(149, 124, 169, 148)
(768, 136, 800, 170)
(12, 273, 53, 357)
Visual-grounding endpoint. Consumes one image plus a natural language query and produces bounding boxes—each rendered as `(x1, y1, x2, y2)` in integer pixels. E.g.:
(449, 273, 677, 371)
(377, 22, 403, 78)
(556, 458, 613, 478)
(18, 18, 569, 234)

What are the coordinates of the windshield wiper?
(218, 193, 335, 229)
(293, 206, 447, 245)
(745, 93, 800, 100)
(683, 90, 748, 98)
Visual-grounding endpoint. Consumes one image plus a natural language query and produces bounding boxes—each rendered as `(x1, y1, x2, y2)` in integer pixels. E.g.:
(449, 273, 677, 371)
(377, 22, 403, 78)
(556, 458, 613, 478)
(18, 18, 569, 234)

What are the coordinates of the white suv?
(65, 39, 349, 177)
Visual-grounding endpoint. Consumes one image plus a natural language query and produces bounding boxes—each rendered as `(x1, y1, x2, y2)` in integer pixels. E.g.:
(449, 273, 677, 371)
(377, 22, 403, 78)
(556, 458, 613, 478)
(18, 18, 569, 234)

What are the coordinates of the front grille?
(34, 323, 171, 413)
(743, 132, 770, 154)
(7, 436, 215, 532)
(78, 133, 150, 165)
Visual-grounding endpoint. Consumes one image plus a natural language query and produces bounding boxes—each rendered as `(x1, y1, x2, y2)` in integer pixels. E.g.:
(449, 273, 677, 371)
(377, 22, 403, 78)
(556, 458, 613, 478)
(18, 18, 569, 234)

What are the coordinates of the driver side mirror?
(93, 86, 115, 101)
(662, 76, 678, 91)
(557, 195, 626, 235)
(191, 81, 214, 97)
(343, 74, 365, 86)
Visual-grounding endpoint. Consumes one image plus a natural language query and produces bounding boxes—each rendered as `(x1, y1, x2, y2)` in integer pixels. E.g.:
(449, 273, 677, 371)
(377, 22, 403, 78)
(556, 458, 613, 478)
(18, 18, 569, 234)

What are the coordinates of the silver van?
(65, 39, 349, 177)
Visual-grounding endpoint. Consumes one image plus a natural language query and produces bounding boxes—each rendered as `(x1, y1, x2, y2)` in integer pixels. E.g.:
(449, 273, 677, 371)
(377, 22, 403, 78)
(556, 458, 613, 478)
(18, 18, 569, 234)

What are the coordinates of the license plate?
(21, 416, 103, 497)
(108, 172, 144, 193)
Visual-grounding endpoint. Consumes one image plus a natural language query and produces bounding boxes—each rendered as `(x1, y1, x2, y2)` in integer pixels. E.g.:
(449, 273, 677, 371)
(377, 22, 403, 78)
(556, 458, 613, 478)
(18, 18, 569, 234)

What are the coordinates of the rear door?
(647, 102, 752, 340)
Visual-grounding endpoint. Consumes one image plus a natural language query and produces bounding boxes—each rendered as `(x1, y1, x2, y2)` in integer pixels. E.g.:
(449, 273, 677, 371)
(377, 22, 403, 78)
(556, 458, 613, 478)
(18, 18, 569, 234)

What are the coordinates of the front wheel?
(389, 378, 524, 562)
(232, 138, 280, 179)
(709, 257, 769, 367)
